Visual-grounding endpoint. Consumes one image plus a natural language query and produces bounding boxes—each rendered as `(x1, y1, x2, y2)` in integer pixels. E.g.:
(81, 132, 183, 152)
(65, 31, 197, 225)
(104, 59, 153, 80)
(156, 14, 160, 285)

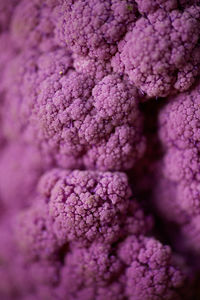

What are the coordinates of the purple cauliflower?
(159, 80, 200, 149)
(73, 53, 112, 83)
(118, 235, 185, 300)
(13, 200, 184, 300)
(113, 5, 200, 97)
(0, 170, 189, 300)
(3, 49, 145, 170)
(1, 0, 200, 299)
(16, 201, 60, 261)
(57, 243, 122, 294)
(17, 169, 151, 255)
(158, 80, 200, 216)
(152, 79, 200, 254)
(55, 0, 138, 60)
(160, 147, 200, 215)
(135, 0, 198, 15)
(2, 47, 73, 141)
(135, 0, 178, 14)
(55, 244, 124, 300)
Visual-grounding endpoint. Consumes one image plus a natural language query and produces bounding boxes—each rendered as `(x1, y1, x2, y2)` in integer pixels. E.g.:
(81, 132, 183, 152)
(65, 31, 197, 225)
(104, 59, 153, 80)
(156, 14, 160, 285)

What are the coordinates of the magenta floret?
(59, 243, 122, 292)
(119, 236, 184, 300)
(39, 169, 150, 245)
(160, 147, 200, 216)
(116, 5, 200, 97)
(16, 201, 59, 261)
(2, 47, 73, 141)
(159, 80, 200, 149)
(32, 71, 145, 171)
(73, 54, 112, 83)
(55, 242, 125, 300)
(56, 0, 138, 59)
(157, 80, 200, 217)
(154, 79, 200, 253)
(15, 168, 151, 263)
(0, 0, 198, 298)
(4, 53, 145, 170)
(135, 0, 178, 14)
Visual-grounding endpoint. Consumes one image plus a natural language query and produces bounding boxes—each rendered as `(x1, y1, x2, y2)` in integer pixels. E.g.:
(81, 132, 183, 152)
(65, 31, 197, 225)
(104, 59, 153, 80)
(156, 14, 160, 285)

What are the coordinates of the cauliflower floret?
(56, 0, 138, 59)
(159, 80, 200, 149)
(3, 51, 145, 171)
(114, 6, 200, 97)
(73, 53, 112, 83)
(16, 202, 59, 261)
(40, 169, 150, 245)
(16, 169, 151, 259)
(119, 236, 184, 300)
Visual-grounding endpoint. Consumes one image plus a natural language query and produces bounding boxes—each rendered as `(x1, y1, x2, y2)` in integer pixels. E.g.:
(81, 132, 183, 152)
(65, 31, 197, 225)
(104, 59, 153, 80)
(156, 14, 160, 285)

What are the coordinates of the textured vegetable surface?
(0, 0, 200, 299)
